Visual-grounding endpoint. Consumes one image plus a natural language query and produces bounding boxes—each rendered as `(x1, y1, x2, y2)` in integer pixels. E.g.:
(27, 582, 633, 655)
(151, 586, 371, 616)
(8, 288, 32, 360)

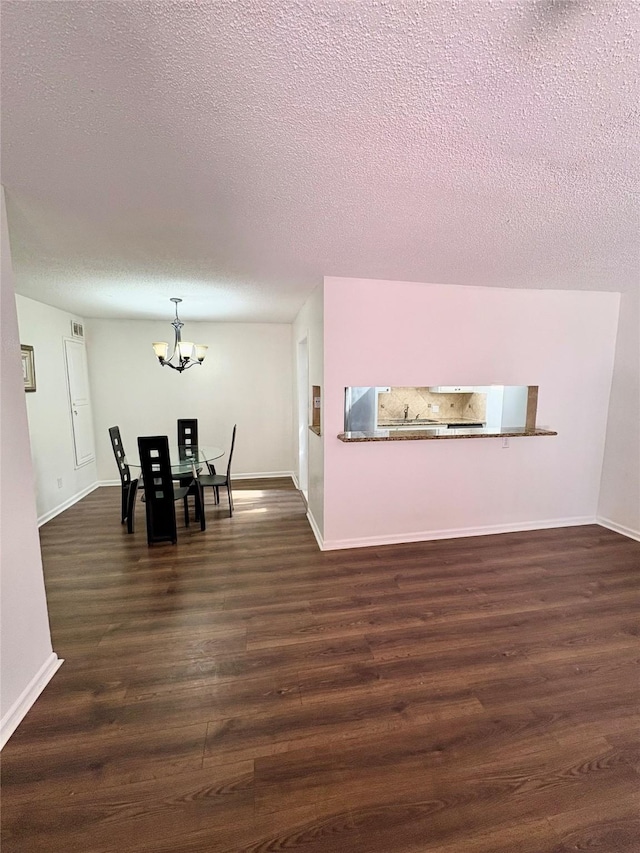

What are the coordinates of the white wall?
(15, 296, 99, 523)
(598, 286, 640, 539)
(1, 189, 60, 748)
(86, 319, 294, 482)
(322, 277, 620, 549)
(293, 284, 324, 539)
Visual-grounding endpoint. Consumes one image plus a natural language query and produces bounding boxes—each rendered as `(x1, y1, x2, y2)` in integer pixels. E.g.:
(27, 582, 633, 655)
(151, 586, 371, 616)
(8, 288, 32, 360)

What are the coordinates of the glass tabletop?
(125, 444, 225, 474)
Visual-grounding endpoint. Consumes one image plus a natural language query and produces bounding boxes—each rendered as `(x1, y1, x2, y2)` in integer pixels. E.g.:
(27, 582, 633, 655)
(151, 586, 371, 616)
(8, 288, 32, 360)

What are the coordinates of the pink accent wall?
(322, 277, 620, 549)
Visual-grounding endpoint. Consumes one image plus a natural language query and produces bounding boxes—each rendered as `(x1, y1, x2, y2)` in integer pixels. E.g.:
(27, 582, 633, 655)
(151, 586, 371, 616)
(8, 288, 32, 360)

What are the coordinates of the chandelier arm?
(160, 358, 202, 372)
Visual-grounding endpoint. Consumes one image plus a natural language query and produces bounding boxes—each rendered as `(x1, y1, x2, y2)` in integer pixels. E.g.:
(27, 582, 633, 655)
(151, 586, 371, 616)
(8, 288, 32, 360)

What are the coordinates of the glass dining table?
(124, 444, 225, 477)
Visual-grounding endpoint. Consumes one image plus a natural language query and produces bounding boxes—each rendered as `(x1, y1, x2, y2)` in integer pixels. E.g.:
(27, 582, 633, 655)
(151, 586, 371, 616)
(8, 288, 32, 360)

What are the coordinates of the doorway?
(296, 336, 309, 501)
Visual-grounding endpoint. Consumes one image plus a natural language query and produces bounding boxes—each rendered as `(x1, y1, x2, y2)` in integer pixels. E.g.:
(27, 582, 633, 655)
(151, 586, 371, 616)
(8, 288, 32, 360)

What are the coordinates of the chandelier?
(152, 298, 208, 372)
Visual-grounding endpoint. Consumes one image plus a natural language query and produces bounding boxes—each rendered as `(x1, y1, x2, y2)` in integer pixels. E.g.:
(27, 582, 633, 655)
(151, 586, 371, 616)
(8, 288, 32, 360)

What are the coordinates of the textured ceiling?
(2, 0, 639, 322)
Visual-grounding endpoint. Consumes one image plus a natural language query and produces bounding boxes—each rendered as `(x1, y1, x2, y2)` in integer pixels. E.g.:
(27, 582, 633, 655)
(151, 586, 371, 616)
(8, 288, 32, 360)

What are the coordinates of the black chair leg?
(121, 486, 128, 524)
(227, 484, 233, 517)
(195, 482, 206, 531)
(184, 496, 190, 527)
(126, 479, 138, 534)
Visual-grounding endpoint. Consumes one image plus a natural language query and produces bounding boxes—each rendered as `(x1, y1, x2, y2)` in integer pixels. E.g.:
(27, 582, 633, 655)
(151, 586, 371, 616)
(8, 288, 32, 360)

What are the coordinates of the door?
(297, 336, 309, 499)
(64, 338, 95, 467)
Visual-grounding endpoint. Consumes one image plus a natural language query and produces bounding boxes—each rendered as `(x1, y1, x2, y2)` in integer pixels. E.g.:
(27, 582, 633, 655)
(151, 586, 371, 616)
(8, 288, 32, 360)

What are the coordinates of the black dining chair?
(177, 417, 217, 476)
(138, 435, 205, 544)
(108, 426, 139, 533)
(198, 425, 236, 517)
(176, 418, 202, 479)
(176, 417, 206, 520)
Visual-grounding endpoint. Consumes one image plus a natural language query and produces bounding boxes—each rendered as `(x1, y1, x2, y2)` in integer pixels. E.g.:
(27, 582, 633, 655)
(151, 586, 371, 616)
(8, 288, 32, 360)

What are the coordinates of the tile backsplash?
(378, 387, 487, 422)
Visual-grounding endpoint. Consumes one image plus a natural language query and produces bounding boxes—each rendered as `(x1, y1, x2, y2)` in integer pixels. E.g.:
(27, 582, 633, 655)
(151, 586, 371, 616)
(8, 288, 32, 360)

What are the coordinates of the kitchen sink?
(380, 420, 442, 429)
(379, 419, 487, 430)
(380, 419, 440, 426)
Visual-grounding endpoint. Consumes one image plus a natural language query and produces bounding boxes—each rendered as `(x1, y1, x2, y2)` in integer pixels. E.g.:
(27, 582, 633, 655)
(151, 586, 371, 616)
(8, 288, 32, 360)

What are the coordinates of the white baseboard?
(596, 516, 640, 543)
(37, 482, 100, 527)
(101, 472, 295, 487)
(0, 653, 63, 750)
(319, 516, 597, 551)
(291, 472, 300, 490)
(306, 509, 324, 549)
(232, 471, 295, 481)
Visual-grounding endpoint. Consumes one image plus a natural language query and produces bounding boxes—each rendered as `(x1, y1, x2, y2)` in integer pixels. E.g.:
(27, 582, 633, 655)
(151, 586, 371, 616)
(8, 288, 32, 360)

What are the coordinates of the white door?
(297, 336, 309, 499)
(64, 338, 95, 467)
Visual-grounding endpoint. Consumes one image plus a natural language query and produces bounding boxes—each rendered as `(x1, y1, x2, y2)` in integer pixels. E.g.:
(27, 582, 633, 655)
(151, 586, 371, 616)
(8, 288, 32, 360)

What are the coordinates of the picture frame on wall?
(21, 344, 36, 392)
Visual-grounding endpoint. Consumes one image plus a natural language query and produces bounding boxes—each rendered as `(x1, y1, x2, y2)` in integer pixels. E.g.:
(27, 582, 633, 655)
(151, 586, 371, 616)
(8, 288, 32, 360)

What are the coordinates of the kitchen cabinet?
(485, 385, 529, 429)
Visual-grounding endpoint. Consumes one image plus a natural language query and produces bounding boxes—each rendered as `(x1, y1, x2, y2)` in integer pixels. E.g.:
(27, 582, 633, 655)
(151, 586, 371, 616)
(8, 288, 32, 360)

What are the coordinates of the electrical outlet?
(502, 438, 509, 449)
(431, 404, 439, 413)
(57, 478, 63, 489)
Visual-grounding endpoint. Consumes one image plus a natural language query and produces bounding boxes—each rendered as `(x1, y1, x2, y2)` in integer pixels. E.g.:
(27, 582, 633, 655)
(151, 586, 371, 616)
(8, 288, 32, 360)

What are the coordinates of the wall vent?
(71, 320, 84, 339)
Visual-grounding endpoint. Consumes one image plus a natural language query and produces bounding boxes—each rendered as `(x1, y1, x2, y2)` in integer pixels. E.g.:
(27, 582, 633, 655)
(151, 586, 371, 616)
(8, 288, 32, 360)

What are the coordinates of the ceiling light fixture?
(152, 298, 207, 372)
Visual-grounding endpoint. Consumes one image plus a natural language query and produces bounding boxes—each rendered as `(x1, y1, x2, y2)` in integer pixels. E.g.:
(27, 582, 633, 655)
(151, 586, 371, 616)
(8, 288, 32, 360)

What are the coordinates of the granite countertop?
(338, 426, 557, 442)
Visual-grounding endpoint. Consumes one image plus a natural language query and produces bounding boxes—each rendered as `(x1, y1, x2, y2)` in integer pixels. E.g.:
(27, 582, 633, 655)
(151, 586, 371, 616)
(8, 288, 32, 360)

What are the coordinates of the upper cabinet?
(428, 386, 474, 393)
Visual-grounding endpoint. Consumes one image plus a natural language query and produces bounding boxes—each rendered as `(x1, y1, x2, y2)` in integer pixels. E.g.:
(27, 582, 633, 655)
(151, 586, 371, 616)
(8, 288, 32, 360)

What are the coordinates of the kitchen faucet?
(403, 404, 409, 420)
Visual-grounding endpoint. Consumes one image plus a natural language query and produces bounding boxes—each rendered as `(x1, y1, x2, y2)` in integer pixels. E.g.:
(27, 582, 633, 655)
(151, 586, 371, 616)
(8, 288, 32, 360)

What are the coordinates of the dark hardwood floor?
(2, 479, 639, 852)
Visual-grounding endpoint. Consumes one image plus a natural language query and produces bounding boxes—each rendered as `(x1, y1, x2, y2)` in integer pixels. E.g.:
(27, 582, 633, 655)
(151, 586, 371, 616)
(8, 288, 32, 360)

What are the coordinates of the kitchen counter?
(338, 426, 557, 442)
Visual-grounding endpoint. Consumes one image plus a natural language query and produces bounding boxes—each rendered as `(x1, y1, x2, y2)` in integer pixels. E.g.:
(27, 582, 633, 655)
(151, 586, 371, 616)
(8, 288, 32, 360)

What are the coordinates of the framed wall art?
(21, 344, 36, 392)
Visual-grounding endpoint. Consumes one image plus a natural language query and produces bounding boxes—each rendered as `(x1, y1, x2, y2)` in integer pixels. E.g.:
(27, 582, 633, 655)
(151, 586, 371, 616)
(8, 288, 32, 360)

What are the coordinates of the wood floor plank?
(1, 721, 209, 797)
(1, 482, 639, 853)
